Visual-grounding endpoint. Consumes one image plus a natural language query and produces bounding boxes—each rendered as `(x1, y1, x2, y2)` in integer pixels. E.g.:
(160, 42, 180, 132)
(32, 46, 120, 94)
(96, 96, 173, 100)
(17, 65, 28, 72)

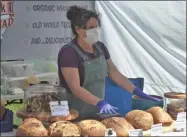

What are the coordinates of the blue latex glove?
(133, 87, 162, 102)
(96, 100, 118, 114)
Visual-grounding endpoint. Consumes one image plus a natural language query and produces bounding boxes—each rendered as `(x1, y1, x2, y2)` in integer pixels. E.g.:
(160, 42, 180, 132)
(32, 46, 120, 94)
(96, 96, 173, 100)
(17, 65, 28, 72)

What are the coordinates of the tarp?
(95, 1, 186, 96)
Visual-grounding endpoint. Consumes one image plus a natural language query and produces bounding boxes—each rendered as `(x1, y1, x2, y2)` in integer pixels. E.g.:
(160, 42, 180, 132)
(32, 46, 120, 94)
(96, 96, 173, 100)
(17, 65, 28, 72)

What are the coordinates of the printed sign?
(1, 1, 94, 60)
(50, 101, 69, 116)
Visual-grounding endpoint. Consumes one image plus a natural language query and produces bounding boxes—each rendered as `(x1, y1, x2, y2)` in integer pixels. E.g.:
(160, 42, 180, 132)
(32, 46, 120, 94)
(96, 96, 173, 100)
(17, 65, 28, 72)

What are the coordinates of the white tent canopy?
(1, 1, 186, 95)
(95, 1, 186, 95)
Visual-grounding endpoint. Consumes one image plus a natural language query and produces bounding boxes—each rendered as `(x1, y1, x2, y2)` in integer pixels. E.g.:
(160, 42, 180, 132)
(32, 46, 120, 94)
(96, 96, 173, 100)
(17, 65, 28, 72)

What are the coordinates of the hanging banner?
(1, 1, 94, 60)
(1, 0, 14, 40)
(1, 15, 14, 28)
(1, 0, 14, 15)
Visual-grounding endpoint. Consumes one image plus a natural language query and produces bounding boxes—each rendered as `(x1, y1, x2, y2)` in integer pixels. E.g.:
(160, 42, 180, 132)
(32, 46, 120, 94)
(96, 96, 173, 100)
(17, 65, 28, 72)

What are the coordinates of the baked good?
(77, 120, 107, 136)
(102, 117, 134, 136)
(146, 106, 173, 125)
(26, 92, 59, 112)
(16, 122, 48, 136)
(125, 110, 154, 131)
(22, 118, 42, 125)
(167, 100, 186, 120)
(49, 121, 81, 137)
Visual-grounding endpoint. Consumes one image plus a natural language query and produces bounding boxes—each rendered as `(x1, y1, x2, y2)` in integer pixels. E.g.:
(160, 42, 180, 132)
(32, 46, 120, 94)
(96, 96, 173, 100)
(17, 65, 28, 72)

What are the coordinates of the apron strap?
(94, 42, 105, 57)
(63, 43, 89, 62)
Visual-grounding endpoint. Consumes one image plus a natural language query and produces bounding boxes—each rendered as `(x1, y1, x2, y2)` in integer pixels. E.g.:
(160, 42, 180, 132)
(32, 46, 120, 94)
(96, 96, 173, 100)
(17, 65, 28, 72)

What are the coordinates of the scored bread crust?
(125, 110, 154, 131)
(16, 122, 48, 137)
(77, 120, 107, 136)
(49, 121, 81, 137)
(146, 107, 173, 126)
(22, 118, 42, 125)
(102, 117, 134, 136)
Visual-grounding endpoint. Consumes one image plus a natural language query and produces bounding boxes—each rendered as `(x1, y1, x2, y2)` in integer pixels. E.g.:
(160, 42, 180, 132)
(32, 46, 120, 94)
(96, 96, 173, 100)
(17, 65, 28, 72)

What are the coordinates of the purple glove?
(133, 87, 162, 102)
(96, 100, 118, 114)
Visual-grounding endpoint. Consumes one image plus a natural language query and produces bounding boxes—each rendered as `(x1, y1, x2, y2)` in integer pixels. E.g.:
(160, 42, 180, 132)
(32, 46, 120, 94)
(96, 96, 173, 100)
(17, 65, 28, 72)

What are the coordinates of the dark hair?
(66, 6, 100, 35)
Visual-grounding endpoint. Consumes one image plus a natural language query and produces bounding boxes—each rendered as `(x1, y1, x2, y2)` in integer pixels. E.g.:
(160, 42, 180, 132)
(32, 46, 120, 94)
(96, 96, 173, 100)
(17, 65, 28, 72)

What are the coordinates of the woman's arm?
(107, 59, 135, 93)
(61, 67, 101, 106)
(107, 59, 162, 101)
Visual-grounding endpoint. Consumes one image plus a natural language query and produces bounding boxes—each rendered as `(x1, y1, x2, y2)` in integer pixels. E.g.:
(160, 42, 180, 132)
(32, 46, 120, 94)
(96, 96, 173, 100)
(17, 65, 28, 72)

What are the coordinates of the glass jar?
(164, 92, 186, 120)
(25, 84, 67, 113)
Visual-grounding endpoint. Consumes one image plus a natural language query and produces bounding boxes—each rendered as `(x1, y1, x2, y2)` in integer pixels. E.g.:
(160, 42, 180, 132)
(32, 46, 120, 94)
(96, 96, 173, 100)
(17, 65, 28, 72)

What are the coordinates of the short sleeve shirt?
(57, 38, 110, 92)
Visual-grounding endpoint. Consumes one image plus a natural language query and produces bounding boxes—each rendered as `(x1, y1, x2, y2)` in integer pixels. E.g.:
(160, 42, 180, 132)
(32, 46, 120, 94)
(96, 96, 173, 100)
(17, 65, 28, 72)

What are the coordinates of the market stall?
(1, 1, 186, 136)
(1, 82, 186, 136)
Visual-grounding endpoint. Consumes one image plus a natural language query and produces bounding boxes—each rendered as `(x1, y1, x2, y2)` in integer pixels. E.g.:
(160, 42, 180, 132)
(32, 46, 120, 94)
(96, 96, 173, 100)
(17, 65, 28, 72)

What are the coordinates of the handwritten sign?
(129, 129, 143, 137)
(176, 112, 186, 131)
(151, 123, 162, 136)
(177, 112, 186, 121)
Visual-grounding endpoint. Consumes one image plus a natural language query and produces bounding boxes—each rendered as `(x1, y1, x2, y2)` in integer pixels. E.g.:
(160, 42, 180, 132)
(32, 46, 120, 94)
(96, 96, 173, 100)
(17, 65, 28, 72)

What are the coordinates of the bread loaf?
(146, 107, 173, 125)
(102, 117, 134, 136)
(22, 118, 42, 125)
(77, 120, 107, 136)
(125, 110, 154, 131)
(16, 122, 48, 136)
(49, 121, 81, 136)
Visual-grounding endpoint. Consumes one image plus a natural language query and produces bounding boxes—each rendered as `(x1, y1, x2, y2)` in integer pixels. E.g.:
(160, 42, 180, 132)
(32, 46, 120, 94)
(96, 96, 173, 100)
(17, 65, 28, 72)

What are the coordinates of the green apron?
(58, 42, 108, 120)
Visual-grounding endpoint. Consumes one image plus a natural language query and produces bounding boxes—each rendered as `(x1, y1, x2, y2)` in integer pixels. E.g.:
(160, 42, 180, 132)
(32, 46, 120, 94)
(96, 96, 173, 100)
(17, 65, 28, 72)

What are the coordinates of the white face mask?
(84, 28, 99, 45)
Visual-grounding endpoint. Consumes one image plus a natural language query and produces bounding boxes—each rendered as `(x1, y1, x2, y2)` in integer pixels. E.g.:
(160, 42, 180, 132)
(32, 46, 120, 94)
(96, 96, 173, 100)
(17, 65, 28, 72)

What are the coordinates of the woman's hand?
(133, 87, 163, 102)
(96, 100, 118, 114)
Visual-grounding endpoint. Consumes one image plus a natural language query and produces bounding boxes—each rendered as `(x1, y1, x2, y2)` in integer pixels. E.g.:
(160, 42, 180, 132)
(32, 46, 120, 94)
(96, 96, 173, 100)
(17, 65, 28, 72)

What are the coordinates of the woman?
(57, 6, 161, 119)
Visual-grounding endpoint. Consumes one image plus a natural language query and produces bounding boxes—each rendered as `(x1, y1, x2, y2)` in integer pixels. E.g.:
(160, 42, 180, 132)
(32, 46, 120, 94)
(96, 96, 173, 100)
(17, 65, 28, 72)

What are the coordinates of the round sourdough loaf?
(146, 106, 173, 125)
(102, 117, 134, 136)
(22, 118, 42, 125)
(49, 121, 81, 137)
(77, 120, 107, 136)
(16, 122, 48, 136)
(125, 110, 154, 131)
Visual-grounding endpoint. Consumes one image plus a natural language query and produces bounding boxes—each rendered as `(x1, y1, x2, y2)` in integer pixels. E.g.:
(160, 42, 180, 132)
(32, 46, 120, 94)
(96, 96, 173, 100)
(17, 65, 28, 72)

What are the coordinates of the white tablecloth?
(1, 129, 186, 136)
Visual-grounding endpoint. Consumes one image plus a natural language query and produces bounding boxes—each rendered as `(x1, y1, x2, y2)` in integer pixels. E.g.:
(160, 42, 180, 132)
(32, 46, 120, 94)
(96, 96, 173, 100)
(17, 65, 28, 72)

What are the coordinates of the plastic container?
(12, 63, 33, 77)
(164, 92, 186, 120)
(105, 76, 144, 116)
(131, 95, 163, 110)
(1, 61, 24, 76)
(25, 84, 67, 113)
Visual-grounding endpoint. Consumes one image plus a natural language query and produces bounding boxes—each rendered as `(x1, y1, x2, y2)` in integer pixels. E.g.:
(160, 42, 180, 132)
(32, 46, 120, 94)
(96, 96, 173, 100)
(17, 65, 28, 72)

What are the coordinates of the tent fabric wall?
(95, 1, 186, 96)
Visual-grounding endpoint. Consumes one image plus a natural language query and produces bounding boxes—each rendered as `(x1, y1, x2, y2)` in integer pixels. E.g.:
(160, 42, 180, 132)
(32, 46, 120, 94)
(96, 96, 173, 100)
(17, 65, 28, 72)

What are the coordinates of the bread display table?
(16, 108, 79, 123)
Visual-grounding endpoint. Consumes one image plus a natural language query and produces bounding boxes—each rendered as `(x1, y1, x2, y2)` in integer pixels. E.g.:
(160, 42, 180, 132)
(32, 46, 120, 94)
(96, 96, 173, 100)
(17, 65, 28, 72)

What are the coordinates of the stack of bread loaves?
(16, 106, 174, 137)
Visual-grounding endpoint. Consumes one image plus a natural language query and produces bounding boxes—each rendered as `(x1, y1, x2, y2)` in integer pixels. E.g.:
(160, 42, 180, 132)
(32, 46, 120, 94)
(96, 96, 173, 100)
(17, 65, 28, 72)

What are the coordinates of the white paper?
(177, 112, 186, 121)
(151, 123, 162, 136)
(175, 120, 186, 131)
(129, 129, 143, 137)
(50, 101, 69, 116)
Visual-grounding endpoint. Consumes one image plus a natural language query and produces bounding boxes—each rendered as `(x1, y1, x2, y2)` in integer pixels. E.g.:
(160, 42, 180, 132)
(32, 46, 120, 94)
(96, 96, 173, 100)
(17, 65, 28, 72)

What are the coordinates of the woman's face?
(76, 17, 98, 39)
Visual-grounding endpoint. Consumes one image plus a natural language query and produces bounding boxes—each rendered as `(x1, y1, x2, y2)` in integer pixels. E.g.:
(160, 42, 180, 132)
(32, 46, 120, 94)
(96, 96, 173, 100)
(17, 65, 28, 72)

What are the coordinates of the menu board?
(1, 1, 94, 60)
